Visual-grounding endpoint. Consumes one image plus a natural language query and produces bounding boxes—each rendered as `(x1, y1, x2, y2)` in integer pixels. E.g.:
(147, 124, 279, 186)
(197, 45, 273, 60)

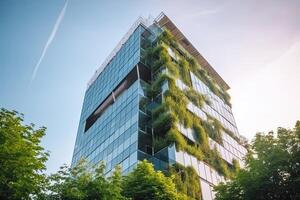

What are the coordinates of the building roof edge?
(86, 16, 153, 89)
(155, 12, 230, 90)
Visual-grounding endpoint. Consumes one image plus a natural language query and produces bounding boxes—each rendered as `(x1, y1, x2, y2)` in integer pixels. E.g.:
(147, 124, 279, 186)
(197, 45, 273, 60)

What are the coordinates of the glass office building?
(72, 13, 247, 200)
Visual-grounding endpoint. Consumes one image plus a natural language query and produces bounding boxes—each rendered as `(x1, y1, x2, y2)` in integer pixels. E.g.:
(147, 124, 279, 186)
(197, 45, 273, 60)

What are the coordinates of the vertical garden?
(139, 28, 243, 199)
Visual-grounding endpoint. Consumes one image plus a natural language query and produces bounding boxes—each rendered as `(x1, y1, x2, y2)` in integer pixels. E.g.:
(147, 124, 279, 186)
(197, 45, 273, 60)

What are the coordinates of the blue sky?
(1, 0, 299, 174)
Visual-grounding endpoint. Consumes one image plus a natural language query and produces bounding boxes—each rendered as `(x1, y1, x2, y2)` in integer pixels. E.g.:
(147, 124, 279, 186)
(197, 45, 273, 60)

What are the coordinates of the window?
(200, 180, 213, 200)
(167, 47, 177, 60)
(198, 161, 206, 179)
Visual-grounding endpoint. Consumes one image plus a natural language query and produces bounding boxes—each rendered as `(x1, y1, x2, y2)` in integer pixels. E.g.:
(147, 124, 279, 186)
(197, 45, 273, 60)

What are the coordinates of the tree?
(122, 160, 179, 200)
(214, 121, 300, 200)
(46, 159, 126, 200)
(47, 159, 185, 200)
(0, 108, 49, 199)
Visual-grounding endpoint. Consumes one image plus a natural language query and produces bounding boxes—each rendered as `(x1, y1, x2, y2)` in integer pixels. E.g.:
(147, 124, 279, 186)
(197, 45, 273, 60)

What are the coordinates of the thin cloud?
(196, 8, 221, 16)
(31, 0, 68, 82)
(183, 7, 222, 20)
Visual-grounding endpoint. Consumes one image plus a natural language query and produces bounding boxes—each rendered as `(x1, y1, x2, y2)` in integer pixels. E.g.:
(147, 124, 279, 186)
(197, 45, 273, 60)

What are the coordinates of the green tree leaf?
(0, 108, 49, 199)
(214, 121, 300, 200)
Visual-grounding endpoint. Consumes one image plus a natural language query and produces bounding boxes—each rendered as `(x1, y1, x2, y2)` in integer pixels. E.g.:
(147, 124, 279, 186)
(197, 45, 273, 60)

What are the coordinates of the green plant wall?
(167, 163, 202, 200)
(144, 29, 241, 181)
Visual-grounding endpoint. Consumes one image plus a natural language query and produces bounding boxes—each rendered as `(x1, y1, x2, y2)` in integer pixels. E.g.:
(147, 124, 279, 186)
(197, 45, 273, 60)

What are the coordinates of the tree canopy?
(0, 108, 49, 199)
(214, 121, 300, 200)
(122, 160, 179, 200)
(45, 160, 126, 200)
(45, 159, 181, 200)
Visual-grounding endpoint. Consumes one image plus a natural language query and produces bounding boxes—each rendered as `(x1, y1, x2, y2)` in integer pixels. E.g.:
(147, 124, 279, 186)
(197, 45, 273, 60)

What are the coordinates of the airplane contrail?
(31, 0, 68, 82)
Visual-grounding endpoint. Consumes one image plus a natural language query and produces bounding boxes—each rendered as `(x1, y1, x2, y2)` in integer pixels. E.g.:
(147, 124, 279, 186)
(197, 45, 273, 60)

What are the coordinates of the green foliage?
(145, 43, 179, 80)
(147, 30, 242, 180)
(214, 121, 300, 200)
(166, 62, 180, 78)
(123, 160, 179, 200)
(168, 164, 202, 200)
(214, 181, 244, 200)
(213, 120, 223, 144)
(46, 159, 186, 200)
(193, 123, 209, 148)
(202, 120, 223, 144)
(157, 30, 232, 106)
(166, 128, 188, 151)
(178, 59, 191, 86)
(165, 128, 204, 161)
(157, 29, 179, 50)
(144, 44, 165, 71)
(222, 92, 231, 107)
(153, 136, 170, 152)
(46, 159, 126, 200)
(143, 82, 157, 98)
(185, 145, 205, 161)
(152, 72, 167, 91)
(192, 67, 225, 103)
(223, 128, 241, 143)
(0, 108, 49, 199)
(204, 148, 230, 178)
(149, 63, 235, 178)
(153, 47, 171, 72)
(186, 56, 198, 72)
(184, 89, 206, 108)
(109, 165, 126, 200)
(152, 103, 168, 118)
(232, 158, 240, 174)
(152, 111, 177, 129)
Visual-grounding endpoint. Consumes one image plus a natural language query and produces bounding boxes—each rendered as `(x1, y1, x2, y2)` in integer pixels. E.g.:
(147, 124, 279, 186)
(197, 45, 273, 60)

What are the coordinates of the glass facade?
(190, 72, 239, 136)
(174, 148, 225, 200)
(72, 14, 247, 200)
(174, 75, 246, 172)
(174, 77, 247, 168)
(72, 25, 145, 175)
(155, 15, 247, 200)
